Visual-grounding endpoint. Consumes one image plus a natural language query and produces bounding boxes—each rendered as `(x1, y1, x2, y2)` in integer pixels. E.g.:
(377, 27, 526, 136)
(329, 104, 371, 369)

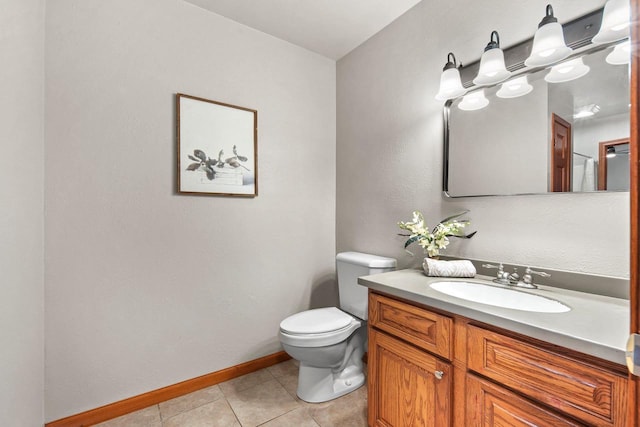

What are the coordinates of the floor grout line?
(97, 360, 366, 427)
(253, 406, 300, 427)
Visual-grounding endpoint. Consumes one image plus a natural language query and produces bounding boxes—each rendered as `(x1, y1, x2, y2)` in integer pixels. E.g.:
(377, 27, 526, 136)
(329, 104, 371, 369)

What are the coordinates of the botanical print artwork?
(177, 94, 257, 197)
(185, 146, 251, 182)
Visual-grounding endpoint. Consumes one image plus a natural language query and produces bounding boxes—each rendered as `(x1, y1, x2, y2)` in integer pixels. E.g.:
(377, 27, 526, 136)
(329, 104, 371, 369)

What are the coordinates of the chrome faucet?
(483, 263, 550, 289)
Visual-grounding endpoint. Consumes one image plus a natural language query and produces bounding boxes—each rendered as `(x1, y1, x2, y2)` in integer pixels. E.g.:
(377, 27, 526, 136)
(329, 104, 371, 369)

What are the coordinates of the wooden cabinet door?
(368, 328, 451, 427)
(466, 374, 585, 426)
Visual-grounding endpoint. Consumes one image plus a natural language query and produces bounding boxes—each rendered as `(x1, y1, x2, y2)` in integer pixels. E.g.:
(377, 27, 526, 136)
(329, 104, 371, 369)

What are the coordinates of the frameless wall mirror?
(443, 8, 630, 198)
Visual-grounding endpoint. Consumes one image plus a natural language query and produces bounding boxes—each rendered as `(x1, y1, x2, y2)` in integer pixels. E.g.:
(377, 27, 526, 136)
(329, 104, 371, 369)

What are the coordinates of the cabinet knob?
(434, 370, 444, 380)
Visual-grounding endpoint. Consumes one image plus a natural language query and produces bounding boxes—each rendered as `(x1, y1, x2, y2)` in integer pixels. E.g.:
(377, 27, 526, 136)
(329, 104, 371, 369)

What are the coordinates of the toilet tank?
(336, 252, 396, 320)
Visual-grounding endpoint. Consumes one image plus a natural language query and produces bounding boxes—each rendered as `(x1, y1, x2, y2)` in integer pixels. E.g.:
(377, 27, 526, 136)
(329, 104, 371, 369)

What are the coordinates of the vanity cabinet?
(367, 290, 628, 427)
(368, 293, 452, 426)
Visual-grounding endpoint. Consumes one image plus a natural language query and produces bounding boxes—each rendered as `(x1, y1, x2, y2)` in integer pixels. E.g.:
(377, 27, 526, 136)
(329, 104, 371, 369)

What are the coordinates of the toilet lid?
(280, 307, 354, 335)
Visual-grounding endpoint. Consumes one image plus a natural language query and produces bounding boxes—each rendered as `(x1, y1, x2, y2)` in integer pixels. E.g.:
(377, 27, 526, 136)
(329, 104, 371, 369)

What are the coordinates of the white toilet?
(278, 252, 396, 403)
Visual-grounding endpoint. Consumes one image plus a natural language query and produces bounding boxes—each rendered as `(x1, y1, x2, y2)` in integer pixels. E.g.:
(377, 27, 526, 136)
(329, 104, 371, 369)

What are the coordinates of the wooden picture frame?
(177, 93, 258, 197)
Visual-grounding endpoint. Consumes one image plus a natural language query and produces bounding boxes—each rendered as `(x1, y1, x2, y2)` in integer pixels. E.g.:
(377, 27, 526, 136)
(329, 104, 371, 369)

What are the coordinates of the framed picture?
(177, 93, 258, 197)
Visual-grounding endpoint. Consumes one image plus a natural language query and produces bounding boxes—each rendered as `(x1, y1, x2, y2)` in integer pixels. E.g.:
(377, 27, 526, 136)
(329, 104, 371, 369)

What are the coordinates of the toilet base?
(296, 363, 365, 403)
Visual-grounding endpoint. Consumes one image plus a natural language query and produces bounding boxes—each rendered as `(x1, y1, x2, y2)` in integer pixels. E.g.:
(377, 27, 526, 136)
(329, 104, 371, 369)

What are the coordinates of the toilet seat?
(280, 307, 353, 334)
(279, 307, 361, 348)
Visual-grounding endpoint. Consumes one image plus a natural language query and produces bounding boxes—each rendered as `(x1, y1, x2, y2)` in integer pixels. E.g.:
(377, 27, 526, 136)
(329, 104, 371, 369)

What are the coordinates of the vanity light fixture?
(592, 0, 630, 44)
(606, 146, 617, 158)
(545, 57, 590, 83)
(606, 40, 631, 65)
(458, 89, 489, 111)
(435, 52, 466, 101)
(496, 75, 533, 98)
(524, 4, 572, 67)
(473, 31, 511, 86)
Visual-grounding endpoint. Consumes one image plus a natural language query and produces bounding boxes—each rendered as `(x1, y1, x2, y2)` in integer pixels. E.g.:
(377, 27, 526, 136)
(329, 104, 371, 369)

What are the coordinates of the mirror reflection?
(444, 41, 630, 198)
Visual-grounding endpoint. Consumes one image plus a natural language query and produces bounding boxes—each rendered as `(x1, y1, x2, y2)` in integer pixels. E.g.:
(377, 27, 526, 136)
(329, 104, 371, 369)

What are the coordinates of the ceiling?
(183, 0, 423, 59)
(565, 47, 630, 119)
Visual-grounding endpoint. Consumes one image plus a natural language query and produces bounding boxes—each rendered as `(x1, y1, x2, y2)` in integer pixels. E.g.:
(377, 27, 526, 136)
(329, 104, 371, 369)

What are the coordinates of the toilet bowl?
(279, 307, 365, 402)
(278, 252, 396, 403)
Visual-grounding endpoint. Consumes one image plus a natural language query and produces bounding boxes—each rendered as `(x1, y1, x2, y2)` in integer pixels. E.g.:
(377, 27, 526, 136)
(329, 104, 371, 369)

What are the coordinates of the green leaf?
(439, 210, 469, 224)
(451, 231, 477, 239)
(404, 235, 421, 249)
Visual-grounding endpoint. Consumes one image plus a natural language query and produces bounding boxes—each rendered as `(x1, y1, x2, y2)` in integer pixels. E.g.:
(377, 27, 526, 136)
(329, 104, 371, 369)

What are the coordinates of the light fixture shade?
(592, 0, 630, 44)
(545, 57, 590, 83)
(435, 53, 466, 101)
(524, 5, 572, 67)
(606, 40, 631, 64)
(473, 31, 511, 86)
(458, 89, 489, 111)
(606, 146, 617, 158)
(496, 76, 533, 98)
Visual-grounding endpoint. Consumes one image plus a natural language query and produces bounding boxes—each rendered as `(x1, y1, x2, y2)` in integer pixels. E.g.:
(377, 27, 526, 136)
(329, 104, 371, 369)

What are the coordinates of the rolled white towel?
(423, 258, 476, 278)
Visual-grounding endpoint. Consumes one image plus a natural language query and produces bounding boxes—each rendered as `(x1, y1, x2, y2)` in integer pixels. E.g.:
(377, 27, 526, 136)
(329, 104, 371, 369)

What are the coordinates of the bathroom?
(2, 0, 637, 426)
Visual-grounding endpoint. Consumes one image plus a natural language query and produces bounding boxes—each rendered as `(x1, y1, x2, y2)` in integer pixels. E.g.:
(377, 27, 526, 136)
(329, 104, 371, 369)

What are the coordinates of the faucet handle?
(483, 263, 509, 283)
(522, 267, 550, 287)
(482, 263, 504, 272)
(525, 267, 551, 278)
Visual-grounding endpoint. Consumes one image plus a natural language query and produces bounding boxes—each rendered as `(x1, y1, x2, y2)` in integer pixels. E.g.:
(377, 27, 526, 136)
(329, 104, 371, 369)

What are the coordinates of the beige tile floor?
(93, 359, 368, 427)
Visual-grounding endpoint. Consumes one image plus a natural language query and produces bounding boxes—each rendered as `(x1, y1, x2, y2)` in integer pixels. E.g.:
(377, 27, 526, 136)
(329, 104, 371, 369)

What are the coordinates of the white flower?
(398, 210, 472, 257)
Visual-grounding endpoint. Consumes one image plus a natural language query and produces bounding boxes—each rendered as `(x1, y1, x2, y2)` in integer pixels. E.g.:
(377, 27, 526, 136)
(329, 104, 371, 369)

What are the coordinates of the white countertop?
(358, 269, 630, 365)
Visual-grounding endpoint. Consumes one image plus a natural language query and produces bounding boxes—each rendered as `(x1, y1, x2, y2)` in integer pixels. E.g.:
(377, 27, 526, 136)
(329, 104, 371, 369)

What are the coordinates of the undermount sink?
(429, 281, 570, 313)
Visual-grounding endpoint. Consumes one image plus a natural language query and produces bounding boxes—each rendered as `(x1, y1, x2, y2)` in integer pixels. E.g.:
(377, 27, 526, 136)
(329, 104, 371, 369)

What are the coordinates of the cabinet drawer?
(369, 292, 452, 360)
(466, 373, 585, 426)
(467, 325, 627, 426)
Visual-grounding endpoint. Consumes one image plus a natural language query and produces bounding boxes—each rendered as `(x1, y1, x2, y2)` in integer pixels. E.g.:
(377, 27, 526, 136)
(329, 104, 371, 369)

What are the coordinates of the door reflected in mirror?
(598, 140, 630, 191)
(444, 40, 630, 197)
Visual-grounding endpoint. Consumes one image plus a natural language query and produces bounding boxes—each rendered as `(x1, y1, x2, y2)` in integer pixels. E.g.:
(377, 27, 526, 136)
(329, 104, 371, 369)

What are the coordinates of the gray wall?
(0, 0, 45, 425)
(448, 78, 548, 196)
(336, 0, 628, 276)
(44, 0, 336, 421)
